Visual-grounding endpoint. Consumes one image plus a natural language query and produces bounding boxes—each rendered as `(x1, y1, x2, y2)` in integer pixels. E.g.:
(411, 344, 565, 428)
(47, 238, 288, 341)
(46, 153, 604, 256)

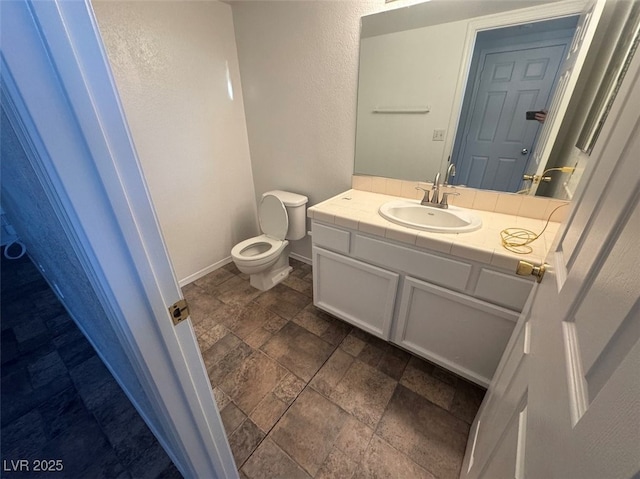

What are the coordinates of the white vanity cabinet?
(311, 220, 533, 387)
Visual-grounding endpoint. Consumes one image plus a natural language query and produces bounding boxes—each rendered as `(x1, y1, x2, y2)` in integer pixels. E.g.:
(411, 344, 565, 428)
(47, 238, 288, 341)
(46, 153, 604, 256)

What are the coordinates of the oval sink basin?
(379, 200, 482, 233)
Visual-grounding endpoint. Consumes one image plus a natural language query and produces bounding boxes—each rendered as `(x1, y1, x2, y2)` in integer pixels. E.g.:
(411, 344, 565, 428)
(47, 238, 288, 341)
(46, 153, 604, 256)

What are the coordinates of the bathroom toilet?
(231, 190, 308, 291)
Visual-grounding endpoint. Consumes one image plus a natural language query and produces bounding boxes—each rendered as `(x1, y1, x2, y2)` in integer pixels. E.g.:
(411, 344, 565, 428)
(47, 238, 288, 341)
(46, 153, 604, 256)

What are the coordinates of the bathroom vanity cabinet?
(311, 220, 534, 387)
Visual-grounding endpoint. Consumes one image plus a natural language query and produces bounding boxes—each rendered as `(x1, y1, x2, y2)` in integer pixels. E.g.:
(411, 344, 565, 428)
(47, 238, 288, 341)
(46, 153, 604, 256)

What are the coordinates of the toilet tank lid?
(262, 190, 308, 207)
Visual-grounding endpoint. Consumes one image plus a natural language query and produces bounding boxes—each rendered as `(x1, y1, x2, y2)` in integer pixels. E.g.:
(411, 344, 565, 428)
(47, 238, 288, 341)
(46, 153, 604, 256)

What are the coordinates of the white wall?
(355, 20, 469, 182)
(93, 0, 258, 284)
(231, 0, 380, 260)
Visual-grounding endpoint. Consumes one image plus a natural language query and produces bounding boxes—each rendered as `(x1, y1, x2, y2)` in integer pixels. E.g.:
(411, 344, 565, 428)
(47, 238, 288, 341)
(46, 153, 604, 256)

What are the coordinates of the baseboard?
(178, 256, 233, 287)
(290, 252, 312, 265)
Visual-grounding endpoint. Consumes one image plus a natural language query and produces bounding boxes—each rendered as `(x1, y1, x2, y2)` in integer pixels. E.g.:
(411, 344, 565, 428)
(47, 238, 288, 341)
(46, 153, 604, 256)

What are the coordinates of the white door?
(2, 2, 237, 477)
(526, 0, 606, 195)
(461, 25, 640, 479)
(456, 43, 567, 192)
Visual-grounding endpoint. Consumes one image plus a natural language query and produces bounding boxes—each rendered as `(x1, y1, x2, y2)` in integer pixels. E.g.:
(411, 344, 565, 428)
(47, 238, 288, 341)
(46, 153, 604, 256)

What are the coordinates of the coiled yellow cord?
(500, 203, 568, 254)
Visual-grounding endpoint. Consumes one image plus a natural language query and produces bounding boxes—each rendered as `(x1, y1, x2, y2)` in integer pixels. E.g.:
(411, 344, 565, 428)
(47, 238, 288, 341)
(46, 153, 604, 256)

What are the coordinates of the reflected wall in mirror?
(354, 0, 633, 199)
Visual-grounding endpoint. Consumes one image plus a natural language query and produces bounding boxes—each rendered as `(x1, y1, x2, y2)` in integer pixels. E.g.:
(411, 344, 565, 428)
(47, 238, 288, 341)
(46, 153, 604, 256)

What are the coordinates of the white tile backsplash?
(352, 175, 569, 221)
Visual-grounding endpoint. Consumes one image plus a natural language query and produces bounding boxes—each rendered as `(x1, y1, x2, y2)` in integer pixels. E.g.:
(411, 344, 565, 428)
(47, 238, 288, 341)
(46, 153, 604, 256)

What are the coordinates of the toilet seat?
(231, 193, 289, 267)
(230, 234, 287, 267)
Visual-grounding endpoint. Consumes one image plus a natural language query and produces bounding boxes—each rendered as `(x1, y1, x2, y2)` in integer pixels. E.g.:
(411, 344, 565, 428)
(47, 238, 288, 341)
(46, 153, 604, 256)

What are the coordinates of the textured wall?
(0, 109, 165, 441)
(93, 0, 258, 283)
(231, 0, 380, 260)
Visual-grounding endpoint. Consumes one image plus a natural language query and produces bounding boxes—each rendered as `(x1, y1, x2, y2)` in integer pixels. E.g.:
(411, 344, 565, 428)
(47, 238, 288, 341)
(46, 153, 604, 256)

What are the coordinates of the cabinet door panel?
(394, 277, 518, 386)
(313, 246, 398, 340)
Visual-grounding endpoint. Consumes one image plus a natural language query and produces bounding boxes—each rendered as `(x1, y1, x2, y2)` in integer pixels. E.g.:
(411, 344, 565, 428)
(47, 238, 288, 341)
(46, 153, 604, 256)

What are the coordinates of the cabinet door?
(394, 277, 518, 386)
(313, 246, 399, 340)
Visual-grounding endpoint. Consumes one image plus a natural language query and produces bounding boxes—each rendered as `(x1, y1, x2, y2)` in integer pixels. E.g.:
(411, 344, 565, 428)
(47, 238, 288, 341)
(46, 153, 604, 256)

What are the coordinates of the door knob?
(521, 148, 529, 155)
(516, 260, 546, 283)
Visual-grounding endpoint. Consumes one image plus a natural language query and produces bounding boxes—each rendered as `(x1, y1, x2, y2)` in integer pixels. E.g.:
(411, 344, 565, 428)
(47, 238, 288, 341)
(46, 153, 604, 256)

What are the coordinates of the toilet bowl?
(231, 190, 308, 291)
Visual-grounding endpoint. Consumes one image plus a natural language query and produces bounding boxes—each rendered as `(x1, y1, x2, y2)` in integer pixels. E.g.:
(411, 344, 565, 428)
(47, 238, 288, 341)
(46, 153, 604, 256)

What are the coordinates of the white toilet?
(231, 190, 308, 291)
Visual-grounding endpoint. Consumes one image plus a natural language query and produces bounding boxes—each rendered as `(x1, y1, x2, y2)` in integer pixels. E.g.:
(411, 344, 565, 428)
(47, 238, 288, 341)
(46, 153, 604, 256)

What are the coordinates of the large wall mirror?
(354, 0, 638, 199)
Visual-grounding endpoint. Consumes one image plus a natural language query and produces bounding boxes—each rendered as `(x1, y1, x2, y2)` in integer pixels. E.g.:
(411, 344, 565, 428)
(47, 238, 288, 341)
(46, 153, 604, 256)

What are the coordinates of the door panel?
(313, 246, 398, 339)
(457, 43, 567, 192)
(462, 11, 640, 477)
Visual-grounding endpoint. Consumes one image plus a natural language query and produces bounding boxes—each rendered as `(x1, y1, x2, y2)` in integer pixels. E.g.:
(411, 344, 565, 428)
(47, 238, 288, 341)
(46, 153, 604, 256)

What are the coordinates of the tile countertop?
(307, 189, 562, 273)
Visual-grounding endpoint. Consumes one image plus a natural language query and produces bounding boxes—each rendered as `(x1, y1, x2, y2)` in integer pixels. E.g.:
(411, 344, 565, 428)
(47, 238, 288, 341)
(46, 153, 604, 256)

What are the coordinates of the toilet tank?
(263, 190, 308, 240)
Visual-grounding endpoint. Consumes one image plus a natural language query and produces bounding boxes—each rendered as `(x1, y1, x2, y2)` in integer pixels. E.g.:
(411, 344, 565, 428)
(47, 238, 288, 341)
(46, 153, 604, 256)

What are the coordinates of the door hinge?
(168, 299, 190, 326)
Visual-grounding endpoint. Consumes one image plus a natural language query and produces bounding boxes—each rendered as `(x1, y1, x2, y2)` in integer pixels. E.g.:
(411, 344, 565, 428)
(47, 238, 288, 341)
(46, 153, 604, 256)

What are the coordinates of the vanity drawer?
(352, 234, 471, 291)
(312, 222, 351, 254)
(474, 268, 534, 312)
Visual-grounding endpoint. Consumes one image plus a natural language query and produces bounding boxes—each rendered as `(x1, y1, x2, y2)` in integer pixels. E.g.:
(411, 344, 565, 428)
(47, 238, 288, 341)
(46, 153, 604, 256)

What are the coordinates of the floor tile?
(38, 387, 93, 439)
(225, 302, 284, 340)
(270, 388, 348, 476)
(316, 447, 358, 479)
(377, 385, 470, 479)
(222, 262, 249, 280)
(281, 274, 313, 297)
(273, 373, 306, 405)
(39, 418, 126, 478)
(68, 355, 115, 401)
(249, 392, 288, 433)
(1, 409, 48, 460)
(377, 348, 411, 381)
(194, 321, 229, 352)
(309, 348, 354, 397)
(241, 438, 311, 479)
(182, 286, 225, 325)
(228, 419, 265, 467)
(261, 322, 334, 382)
(202, 333, 252, 386)
(354, 435, 436, 479)
(221, 402, 247, 435)
(340, 332, 367, 357)
(219, 350, 289, 414)
(400, 356, 456, 410)
(242, 327, 272, 349)
(329, 360, 397, 428)
(211, 275, 263, 306)
(334, 415, 374, 463)
(207, 340, 254, 386)
(1, 329, 20, 365)
(194, 267, 237, 291)
(450, 379, 486, 424)
(127, 440, 173, 479)
(27, 350, 68, 389)
(55, 333, 96, 369)
(254, 283, 311, 320)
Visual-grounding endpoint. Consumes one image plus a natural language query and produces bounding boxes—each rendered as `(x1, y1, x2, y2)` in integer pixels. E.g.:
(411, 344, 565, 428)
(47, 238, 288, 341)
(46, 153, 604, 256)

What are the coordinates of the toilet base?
(248, 245, 292, 291)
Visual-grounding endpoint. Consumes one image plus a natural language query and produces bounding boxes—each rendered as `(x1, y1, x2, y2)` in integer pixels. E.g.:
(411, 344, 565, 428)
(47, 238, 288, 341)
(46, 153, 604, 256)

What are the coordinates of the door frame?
(443, 0, 588, 179)
(1, 1, 236, 477)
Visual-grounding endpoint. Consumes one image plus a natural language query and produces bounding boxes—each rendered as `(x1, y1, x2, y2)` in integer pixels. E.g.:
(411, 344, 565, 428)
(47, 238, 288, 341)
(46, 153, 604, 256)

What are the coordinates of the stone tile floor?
(1, 253, 181, 478)
(184, 259, 486, 479)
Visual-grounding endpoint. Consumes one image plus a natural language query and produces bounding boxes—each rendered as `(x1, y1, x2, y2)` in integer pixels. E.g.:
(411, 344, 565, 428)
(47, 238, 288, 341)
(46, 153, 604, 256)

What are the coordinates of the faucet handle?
(440, 192, 460, 209)
(415, 186, 430, 204)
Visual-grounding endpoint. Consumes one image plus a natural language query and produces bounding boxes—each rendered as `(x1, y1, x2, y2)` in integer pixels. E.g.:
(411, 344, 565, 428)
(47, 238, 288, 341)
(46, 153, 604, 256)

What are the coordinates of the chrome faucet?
(444, 163, 456, 185)
(416, 171, 459, 208)
(431, 172, 441, 205)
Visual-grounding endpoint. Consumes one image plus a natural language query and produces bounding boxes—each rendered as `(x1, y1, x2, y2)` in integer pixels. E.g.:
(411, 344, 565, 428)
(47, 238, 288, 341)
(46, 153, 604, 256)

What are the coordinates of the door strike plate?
(169, 299, 190, 326)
